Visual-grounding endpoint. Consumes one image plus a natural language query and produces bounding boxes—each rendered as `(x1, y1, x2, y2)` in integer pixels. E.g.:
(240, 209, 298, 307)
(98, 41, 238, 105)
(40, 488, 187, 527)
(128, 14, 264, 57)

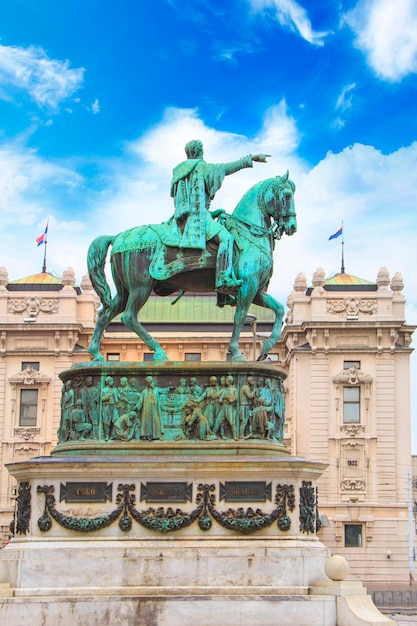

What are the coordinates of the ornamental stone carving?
(81, 273, 93, 292)
(293, 272, 307, 292)
(312, 267, 326, 289)
(62, 267, 76, 287)
(340, 424, 365, 437)
(341, 479, 365, 491)
(14, 427, 41, 441)
(327, 297, 377, 317)
(376, 267, 390, 288)
(333, 365, 372, 386)
(9, 366, 51, 386)
(0, 266, 9, 288)
(390, 272, 404, 292)
(7, 297, 59, 317)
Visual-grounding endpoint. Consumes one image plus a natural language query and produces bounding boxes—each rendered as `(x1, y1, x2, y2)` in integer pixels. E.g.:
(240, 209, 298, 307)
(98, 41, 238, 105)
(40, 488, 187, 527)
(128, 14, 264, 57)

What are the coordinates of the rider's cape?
(170, 159, 226, 249)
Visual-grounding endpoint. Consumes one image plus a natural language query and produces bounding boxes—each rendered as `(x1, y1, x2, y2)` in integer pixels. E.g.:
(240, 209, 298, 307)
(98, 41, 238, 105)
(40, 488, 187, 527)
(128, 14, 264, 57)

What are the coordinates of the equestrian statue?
(87, 139, 297, 362)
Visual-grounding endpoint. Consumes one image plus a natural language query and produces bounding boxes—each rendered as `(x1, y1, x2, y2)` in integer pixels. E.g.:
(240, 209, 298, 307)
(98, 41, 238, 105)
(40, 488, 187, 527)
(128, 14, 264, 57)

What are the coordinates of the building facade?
(0, 263, 414, 587)
(283, 266, 415, 587)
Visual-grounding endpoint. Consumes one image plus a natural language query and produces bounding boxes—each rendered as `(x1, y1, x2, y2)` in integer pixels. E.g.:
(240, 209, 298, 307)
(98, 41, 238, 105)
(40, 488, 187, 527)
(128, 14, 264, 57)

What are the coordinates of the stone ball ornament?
(324, 554, 350, 581)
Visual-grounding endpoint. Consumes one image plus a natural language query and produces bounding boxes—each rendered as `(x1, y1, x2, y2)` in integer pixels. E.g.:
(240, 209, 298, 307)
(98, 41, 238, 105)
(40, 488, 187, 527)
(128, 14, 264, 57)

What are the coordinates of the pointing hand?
(252, 154, 271, 163)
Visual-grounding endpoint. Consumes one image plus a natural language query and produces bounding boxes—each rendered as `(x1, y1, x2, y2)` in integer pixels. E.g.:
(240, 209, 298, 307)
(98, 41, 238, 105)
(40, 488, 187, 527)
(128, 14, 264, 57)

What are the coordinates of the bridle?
(257, 178, 296, 240)
(218, 176, 296, 244)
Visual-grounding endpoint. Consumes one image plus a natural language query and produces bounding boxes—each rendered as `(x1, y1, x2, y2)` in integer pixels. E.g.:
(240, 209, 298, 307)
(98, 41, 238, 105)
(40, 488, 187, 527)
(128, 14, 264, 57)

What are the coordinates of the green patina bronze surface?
(54, 362, 287, 451)
(87, 140, 296, 363)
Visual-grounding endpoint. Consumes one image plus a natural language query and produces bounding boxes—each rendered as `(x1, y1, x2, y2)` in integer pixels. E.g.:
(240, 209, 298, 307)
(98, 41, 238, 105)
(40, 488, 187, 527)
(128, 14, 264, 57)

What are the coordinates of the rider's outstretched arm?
(223, 154, 270, 176)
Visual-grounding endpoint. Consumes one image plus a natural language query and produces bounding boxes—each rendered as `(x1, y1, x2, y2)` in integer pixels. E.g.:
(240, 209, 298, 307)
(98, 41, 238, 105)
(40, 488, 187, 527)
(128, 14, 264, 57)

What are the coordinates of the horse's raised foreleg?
(253, 291, 285, 360)
(121, 286, 169, 361)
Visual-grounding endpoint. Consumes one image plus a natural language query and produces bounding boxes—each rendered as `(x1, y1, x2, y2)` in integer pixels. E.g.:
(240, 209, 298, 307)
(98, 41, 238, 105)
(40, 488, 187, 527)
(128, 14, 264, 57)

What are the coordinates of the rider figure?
(170, 139, 269, 294)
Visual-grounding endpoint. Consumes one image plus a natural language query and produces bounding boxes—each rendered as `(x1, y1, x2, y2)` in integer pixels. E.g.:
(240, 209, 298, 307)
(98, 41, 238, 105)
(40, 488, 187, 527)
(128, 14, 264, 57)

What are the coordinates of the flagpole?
(42, 221, 48, 273)
(42, 241, 47, 273)
(341, 219, 345, 274)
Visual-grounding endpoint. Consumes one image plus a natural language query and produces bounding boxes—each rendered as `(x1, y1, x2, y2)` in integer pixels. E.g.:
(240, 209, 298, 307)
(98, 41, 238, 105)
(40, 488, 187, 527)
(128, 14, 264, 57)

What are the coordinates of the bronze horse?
(87, 172, 297, 362)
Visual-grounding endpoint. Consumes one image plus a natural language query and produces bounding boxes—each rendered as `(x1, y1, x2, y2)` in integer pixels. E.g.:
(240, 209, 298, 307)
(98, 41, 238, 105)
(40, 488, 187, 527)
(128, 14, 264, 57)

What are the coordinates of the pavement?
(389, 615, 417, 625)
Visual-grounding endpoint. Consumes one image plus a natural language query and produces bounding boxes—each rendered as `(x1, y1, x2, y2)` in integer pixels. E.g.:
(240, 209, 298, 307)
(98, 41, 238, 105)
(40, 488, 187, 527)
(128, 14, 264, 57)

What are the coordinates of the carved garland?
(299, 481, 321, 534)
(10, 481, 31, 536)
(37, 483, 296, 535)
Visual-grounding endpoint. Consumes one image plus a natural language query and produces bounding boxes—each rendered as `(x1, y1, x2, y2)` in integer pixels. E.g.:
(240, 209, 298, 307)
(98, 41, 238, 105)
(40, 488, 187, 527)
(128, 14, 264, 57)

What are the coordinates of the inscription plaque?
(140, 482, 192, 503)
(219, 481, 272, 502)
(60, 482, 113, 503)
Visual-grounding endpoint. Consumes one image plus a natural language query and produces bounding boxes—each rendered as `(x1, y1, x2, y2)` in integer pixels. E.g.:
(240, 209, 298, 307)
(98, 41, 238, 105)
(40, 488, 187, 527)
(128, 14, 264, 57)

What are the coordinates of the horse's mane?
(234, 175, 295, 215)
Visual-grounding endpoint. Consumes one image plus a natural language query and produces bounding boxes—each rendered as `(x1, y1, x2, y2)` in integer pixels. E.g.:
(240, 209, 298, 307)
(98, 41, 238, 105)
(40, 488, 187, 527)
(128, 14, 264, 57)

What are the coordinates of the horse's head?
(261, 172, 297, 240)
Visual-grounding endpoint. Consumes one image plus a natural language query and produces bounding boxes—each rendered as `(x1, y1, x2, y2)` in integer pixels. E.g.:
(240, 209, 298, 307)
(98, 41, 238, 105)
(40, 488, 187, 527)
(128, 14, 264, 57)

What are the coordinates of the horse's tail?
(87, 235, 115, 308)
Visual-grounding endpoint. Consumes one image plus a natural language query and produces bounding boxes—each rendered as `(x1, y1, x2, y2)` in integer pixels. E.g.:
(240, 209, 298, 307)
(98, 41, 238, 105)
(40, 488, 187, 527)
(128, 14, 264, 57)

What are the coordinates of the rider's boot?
(216, 270, 243, 295)
(215, 230, 243, 295)
(216, 293, 237, 308)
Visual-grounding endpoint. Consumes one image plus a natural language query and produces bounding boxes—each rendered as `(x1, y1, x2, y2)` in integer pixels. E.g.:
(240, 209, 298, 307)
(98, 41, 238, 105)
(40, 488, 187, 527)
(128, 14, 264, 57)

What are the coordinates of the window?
(22, 362, 39, 371)
(185, 353, 201, 361)
(267, 353, 279, 362)
(343, 386, 360, 423)
(345, 524, 362, 547)
(19, 389, 38, 426)
(344, 360, 360, 370)
(143, 353, 154, 361)
(106, 353, 120, 362)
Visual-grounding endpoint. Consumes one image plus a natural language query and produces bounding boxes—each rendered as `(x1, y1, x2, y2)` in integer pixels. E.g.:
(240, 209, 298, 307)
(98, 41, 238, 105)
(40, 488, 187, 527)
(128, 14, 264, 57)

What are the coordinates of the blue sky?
(1, 0, 416, 448)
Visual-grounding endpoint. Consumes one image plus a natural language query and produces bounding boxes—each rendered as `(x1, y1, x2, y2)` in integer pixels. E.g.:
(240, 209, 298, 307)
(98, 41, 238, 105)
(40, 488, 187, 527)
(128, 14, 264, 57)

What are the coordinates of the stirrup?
(216, 272, 243, 295)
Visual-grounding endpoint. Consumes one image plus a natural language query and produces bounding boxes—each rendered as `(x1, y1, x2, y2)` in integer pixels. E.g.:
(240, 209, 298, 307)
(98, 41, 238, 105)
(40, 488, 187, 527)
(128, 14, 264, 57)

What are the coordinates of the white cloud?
(345, 0, 417, 81)
(0, 43, 84, 109)
(335, 83, 356, 111)
(126, 103, 298, 173)
(213, 34, 261, 63)
(289, 142, 417, 302)
(0, 142, 84, 236)
(91, 98, 100, 114)
(254, 101, 299, 153)
(90, 103, 302, 241)
(248, 0, 329, 46)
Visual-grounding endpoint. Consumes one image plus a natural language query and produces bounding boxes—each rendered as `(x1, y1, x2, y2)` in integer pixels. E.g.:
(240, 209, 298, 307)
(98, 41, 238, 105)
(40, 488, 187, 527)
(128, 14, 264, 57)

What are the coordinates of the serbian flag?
(36, 221, 48, 246)
(328, 225, 342, 241)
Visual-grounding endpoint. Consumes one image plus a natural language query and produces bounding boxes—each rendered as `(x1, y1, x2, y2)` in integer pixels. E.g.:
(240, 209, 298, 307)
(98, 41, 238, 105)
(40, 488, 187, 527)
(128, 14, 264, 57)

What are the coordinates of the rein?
(219, 176, 294, 247)
(227, 214, 274, 238)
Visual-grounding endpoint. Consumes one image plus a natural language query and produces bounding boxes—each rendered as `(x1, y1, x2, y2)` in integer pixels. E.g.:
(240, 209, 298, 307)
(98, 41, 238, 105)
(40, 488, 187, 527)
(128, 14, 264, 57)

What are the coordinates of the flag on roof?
(328, 225, 342, 241)
(36, 222, 48, 246)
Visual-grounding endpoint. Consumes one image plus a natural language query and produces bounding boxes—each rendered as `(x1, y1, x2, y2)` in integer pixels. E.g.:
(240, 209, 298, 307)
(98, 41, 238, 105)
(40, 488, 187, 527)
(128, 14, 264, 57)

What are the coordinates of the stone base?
(1, 538, 329, 592)
(0, 446, 394, 624)
(0, 591, 337, 626)
(311, 580, 396, 626)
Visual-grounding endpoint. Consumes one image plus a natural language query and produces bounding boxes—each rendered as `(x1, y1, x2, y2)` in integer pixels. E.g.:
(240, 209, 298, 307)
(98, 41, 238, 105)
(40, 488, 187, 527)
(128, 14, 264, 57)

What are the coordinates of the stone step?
(0, 582, 13, 597)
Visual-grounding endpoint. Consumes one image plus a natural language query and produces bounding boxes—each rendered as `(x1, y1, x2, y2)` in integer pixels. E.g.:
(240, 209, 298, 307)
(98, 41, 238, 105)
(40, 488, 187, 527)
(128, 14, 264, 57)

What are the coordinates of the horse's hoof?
(230, 353, 246, 362)
(153, 350, 170, 361)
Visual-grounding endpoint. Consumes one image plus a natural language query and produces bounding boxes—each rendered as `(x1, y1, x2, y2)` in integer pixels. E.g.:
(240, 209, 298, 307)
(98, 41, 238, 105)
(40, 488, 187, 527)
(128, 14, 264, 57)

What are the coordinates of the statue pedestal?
(0, 451, 337, 625)
(0, 363, 393, 624)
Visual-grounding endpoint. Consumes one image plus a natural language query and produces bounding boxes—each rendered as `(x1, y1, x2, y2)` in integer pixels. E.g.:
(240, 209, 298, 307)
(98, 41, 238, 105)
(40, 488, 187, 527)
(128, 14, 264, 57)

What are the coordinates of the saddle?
(149, 239, 217, 282)
(149, 229, 236, 306)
